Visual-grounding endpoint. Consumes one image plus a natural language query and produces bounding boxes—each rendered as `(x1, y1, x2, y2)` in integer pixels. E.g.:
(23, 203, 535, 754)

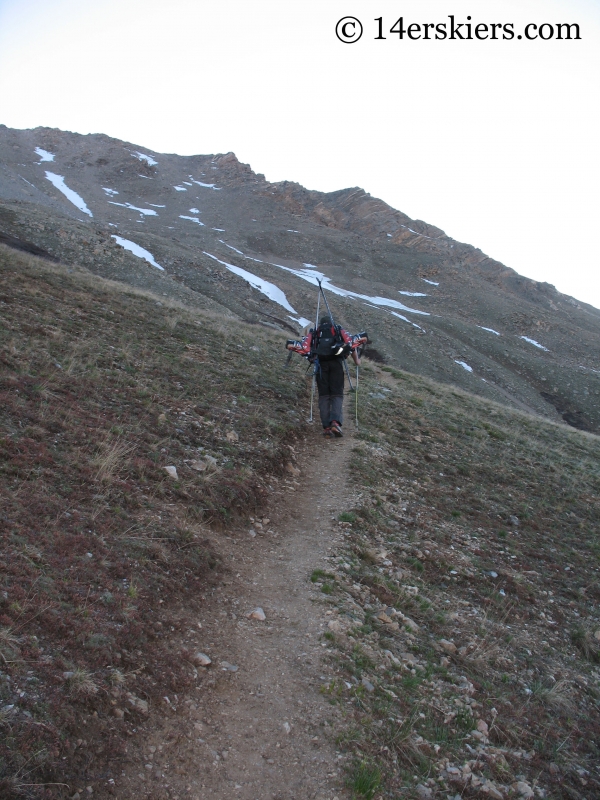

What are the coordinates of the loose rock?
(439, 639, 457, 654)
(247, 607, 266, 621)
(164, 465, 178, 480)
(194, 652, 212, 667)
(516, 781, 534, 799)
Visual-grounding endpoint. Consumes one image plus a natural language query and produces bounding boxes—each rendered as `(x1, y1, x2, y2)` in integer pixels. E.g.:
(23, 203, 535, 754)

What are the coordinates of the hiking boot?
(330, 421, 343, 437)
(323, 427, 332, 438)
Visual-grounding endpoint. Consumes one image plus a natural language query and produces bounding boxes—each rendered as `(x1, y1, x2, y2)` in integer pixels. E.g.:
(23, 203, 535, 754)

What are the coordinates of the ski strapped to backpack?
(286, 279, 366, 361)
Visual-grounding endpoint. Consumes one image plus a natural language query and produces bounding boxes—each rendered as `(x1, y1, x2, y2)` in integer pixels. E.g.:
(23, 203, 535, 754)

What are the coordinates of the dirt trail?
(116, 419, 357, 800)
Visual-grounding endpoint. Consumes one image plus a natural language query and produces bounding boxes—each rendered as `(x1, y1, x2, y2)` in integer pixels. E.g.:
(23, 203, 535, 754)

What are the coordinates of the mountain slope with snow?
(1, 124, 599, 432)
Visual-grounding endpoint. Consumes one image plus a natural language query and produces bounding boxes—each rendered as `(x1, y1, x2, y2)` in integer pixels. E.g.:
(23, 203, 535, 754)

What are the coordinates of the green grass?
(350, 761, 381, 799)
(310, 568, 335, 583)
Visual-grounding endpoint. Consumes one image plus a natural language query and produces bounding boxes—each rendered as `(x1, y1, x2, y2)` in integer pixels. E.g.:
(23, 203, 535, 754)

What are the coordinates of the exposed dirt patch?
(111, 424, 357, 800)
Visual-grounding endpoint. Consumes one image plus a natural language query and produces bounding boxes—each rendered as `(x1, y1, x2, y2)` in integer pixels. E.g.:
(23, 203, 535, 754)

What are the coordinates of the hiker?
(286, 316, 366, 437)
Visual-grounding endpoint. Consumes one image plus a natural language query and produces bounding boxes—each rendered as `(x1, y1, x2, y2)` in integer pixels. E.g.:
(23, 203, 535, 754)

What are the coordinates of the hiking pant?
(316, 358, 344, 428)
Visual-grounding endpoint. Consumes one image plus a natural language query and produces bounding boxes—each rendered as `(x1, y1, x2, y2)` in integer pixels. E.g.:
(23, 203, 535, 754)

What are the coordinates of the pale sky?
(0, 0, 599, 308)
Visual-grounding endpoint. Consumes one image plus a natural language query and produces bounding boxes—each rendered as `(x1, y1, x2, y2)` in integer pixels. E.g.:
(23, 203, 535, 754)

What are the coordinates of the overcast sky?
(0, 0, 598, 308)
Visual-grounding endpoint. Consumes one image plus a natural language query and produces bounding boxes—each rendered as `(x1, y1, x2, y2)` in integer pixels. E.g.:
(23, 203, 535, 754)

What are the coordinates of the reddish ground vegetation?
(0, 247, 308, 797)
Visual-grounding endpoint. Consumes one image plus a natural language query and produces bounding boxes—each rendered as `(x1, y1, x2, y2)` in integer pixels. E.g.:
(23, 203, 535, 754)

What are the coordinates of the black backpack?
(316, 322, 344, 358)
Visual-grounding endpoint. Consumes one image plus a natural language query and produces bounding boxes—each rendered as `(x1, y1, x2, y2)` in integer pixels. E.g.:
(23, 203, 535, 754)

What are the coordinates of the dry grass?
(66, 668, 98, 698)
(0, 628, 20, 663)
(92, 436, 137, 484)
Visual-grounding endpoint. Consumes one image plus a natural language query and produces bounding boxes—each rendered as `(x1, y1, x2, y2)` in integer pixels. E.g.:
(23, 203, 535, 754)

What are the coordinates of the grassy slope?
(0, 245, 309, 797)
(314, 365, 600, 799)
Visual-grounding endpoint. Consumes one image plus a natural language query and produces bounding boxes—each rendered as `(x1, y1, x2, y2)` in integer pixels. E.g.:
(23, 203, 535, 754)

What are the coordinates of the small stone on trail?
(190, 460, 207, 471)
(248, 607, 266, 621)
(489, 571, 498, 578)
(416, 785, 433, 800)
(510, 515, 519, 526)
(439, 639, 457, 654)
(397, 612, 419, 632)
(594, 630, 600, 641)
(125, 693, 148, 714)
(282, 721, 291, 734)
(226, 430, 239, 442)
(194, 652, 212, 667)
(249, 529, 257, 538)
(164, 465, 178, 480)
(220, 661, 238, 672)
(477, 719, 489, 735)
(516, 782, 534, 799)
(482, 781, 504, 800)
(328, 619, 343, 633)
(361, 677, 375, 692)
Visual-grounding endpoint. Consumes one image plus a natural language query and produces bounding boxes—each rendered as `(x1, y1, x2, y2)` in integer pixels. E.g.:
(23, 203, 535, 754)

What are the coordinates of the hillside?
(1, 125, 599, 436)
(0, 244, 310, 797)
(1, 245, 599, 800)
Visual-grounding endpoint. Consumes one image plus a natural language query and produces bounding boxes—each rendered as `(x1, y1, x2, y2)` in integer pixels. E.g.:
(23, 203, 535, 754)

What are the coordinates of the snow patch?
(422, 279, 439, 286)
(189, 177, 221, 190)
(398, 290, 427, 297)
(111, 236, 164, 270)
(219, 240, 244, 255)
(203, 252, 297, 313)
(189, 208, 200, 213)
(108, 201, 158, 216)
(519, 336, 549, 351)
(148, 203, 166, 208)
(455, 360, 473, 372)
(212, 228, 225, 232)
(390, 311, 424, 330)
(289, 316, 312, 329)
(479, 326, 501, 336)
(103, 187, 119, 196)
(133, 151, 158, 166)
(45, 172, 92, 217)
(179, 215, 205, 226)
(287, 230, 299, 233)
(35, 147, 55, 162)
(173, 186, 187, 192)
(268, 263, 430, 315)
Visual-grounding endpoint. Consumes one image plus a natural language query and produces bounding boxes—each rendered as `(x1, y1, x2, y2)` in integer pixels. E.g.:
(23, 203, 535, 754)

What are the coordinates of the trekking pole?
(308, 292, 320, 422)
(342, 358, 355, 391)
(355, 364, 359, 429)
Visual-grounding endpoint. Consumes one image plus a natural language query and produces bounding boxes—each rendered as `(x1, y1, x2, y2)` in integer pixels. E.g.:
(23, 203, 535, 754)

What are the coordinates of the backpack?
(315, 322, 344, 358)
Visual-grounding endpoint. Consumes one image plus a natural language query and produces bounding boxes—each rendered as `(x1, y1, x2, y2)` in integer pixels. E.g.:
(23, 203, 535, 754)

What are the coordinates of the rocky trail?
(112, 421, 356, 800)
